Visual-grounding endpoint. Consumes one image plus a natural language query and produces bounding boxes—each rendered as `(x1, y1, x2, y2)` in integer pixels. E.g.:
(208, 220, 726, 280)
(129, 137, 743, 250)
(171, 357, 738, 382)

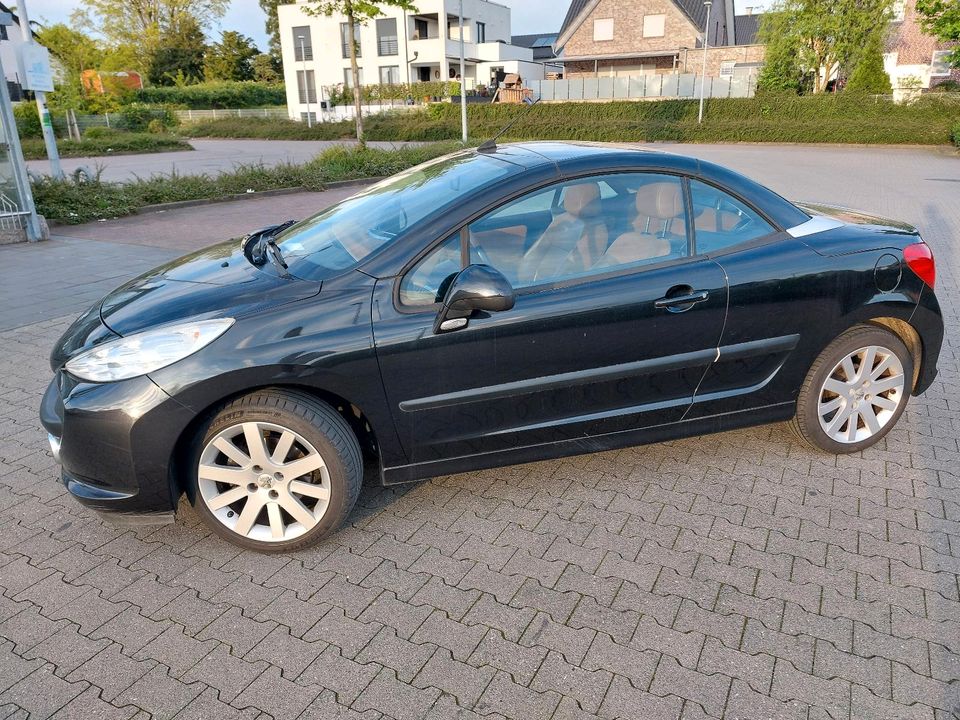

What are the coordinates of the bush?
(147, 118, 167, 134)
(21, 132, 191, 160)
(953, 121, 960, 148)
(118, 102, 179, 131)
(32, 142, 459, 224)
(181, 95, 958, 145)
(14, 103, 42, 139)
(135, 81, 285, 109)
(83, 126, 125, 140)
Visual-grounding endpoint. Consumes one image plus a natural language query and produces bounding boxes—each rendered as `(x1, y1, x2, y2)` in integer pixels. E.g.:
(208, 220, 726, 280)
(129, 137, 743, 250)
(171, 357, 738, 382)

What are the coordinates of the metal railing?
(378, 37, 399, 55)
(529, 72, 758, 101)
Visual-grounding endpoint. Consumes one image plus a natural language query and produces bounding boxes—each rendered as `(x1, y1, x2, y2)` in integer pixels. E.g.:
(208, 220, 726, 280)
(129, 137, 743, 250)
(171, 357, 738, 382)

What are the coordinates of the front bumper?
(40, 370, 197, 516)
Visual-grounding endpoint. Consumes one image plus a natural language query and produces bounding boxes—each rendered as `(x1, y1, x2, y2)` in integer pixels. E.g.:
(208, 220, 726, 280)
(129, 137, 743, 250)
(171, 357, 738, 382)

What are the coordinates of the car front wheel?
(191, 389, 363, 552)
(792, 325, 912, 454)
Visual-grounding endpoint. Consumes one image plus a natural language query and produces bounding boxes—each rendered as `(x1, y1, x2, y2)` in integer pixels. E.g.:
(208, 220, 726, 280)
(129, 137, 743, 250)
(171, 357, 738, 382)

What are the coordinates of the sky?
(24, 0, 768, 52)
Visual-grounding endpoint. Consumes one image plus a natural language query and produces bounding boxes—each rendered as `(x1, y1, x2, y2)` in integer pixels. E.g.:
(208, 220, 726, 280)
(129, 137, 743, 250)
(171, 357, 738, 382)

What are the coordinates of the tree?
(757, 11, 804, 92)
(205, 31, 259, 81)
(147, 15, 207, 85)
(846, 30, 894, 93)
(37, 24, 104, 108)
(259, 0, 295, 62)
(757, 0, 893, 93)
(77, 0, 227, 71)
(916, 0, 960, 67)
(304, 0, 416, 143)
(252, 53, 282, 83)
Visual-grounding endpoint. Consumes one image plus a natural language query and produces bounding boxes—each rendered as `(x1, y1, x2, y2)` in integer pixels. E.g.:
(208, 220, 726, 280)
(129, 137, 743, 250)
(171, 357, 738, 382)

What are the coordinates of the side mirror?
(434, 264, 515, 333)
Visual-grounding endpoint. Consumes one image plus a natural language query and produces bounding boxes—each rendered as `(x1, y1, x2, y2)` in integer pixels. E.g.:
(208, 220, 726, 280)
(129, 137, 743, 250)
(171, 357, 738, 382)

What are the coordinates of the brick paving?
(0, 144, 958, 719)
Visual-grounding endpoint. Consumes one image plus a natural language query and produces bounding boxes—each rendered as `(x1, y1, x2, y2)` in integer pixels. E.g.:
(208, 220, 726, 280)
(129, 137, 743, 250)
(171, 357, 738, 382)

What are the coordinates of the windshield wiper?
(244, 220, 296, 276)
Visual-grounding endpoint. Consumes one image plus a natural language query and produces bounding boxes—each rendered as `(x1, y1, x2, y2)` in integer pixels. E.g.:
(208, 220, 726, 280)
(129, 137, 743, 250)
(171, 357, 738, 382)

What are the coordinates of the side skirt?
(381, 401, 796, 485)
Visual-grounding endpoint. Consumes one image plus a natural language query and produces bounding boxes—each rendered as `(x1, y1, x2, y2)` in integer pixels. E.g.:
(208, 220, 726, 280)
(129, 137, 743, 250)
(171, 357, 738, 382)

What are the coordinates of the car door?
(371, 172, 729, 466)
(681, 178, 809, 418)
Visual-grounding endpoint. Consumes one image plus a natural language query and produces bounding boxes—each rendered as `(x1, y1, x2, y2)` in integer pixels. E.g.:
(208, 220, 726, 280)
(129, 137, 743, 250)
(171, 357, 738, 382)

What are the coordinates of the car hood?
(51, 239, 321, 370)
(100, 239, 322, 336)
(795, 202, 918, 233)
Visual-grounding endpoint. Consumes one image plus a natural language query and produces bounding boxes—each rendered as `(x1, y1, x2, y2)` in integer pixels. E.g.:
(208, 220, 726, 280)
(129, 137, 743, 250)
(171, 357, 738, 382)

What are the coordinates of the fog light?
(47, 433, 61, 463)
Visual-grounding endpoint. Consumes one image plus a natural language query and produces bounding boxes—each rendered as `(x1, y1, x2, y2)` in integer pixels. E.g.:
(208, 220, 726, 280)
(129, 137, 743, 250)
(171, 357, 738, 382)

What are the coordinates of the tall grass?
(33, 143, 460, 224)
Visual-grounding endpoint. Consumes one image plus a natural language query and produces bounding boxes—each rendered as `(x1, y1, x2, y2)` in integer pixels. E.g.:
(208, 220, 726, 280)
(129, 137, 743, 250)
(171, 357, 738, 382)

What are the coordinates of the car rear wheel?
(791, 325, 912, 454)
(191, 389, 362, 552)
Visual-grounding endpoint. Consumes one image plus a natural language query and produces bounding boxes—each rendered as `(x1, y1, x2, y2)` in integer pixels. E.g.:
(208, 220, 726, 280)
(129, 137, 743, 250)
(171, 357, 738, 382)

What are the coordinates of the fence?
(528, 72, 758, 102)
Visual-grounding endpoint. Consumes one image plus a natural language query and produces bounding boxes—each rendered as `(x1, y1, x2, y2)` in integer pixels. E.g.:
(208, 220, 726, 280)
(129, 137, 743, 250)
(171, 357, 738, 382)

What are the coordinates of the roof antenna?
(477, 95, 541, 153)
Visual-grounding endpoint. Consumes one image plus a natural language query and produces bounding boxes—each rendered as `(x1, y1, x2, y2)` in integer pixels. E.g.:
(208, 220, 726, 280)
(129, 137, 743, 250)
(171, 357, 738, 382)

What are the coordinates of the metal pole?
(0, 46, 42, 241)
(299, 36, 312, 128)
(17, 0, 62, 178)
(458, 0, 467, 143)
(698, 0, 712, 124)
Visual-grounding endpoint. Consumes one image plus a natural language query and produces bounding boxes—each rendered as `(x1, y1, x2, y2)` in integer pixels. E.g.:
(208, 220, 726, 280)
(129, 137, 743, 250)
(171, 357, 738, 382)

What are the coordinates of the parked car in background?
(42, 142, 943, 551)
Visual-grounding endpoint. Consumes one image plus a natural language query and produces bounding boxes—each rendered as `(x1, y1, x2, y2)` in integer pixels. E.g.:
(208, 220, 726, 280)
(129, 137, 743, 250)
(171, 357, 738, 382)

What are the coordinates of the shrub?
(14, 103, 42, 139)
(21, 132, 191, 160)
(32, 143, 459, 224)
(118, 102, 179, 131)
(846, 33, 893, 95)
(83, 126, 125, 139)
(953, 121, 960, 148)
(135, 81, 285, 108)
(184, 116, 356, 140)
(147, 118, 167, 134)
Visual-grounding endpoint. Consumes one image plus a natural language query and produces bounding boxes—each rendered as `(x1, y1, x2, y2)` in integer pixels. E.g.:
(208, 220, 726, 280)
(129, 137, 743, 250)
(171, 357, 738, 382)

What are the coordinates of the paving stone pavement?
(0, 144, 958, 720)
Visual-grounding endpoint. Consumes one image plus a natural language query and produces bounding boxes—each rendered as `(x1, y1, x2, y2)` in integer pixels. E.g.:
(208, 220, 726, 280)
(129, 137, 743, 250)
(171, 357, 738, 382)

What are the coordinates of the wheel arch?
(168, 383, 383, 504)
(864, 316, 922, 391)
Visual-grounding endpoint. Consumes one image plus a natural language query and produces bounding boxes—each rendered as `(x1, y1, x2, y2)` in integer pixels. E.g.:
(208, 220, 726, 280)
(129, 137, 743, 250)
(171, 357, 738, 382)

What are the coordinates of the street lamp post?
(697, 0, 712, 124)
(17, 0, 62, 178)
(458, 0, 467, 142)
(298, 35, 312, 128)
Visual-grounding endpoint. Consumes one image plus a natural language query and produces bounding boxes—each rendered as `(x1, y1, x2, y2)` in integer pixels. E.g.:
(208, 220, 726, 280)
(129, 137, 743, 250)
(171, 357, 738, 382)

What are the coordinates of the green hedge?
(14, 103, 42, 139)
(179, 94, 960, 145)
(953, 120, 960, 148)
(135, 81, 286, 109)
(186, 117, 355, 140)
(21, 132, 191, 160)
(33, 143, 459, 224)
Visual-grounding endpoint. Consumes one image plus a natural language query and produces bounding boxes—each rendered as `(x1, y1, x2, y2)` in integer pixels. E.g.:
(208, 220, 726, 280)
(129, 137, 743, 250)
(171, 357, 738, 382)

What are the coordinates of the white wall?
(279, 0, 525, 119)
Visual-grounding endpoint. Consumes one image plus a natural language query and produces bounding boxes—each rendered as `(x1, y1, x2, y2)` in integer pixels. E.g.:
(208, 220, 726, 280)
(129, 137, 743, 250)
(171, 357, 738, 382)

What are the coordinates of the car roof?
(484, 141, 675, 170)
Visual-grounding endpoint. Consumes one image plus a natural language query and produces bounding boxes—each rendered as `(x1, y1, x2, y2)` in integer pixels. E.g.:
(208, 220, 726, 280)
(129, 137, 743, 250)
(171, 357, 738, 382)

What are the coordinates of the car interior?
(399, 173, 774, 306)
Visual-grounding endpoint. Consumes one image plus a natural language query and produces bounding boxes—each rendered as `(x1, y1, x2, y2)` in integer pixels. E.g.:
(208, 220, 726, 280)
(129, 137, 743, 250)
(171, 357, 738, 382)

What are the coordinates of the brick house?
(884, 0, 959, 94)
(553, 0, 765, 79)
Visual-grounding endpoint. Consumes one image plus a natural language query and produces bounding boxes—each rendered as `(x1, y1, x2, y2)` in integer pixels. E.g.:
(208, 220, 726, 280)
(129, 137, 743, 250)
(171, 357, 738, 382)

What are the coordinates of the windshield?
(275, 151, 517, 281)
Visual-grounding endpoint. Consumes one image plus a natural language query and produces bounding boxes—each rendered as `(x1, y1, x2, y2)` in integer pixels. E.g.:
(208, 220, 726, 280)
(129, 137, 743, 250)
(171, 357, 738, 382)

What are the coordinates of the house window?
(719, 60, 735, 77)
(292, 26, 313, 61)
(296, 70, 317, 104)
(891, 0, 906, 21)
(593, 18, 614, 42)
(476, 21, 486, 43)
(931, 50, 952, 76)
(376, 18, 398, 56)
(642, 14, 666, 38)
(343, 67, 364, 87)
(340, 22, 361, 59)
(379, 65, 400, 84)
(414, 18, 429, 39)
(300, 112, 317, 123)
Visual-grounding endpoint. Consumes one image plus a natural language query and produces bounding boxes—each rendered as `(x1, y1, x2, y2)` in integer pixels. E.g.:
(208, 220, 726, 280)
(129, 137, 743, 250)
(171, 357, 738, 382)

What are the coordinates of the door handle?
(654, 290, 709, 310)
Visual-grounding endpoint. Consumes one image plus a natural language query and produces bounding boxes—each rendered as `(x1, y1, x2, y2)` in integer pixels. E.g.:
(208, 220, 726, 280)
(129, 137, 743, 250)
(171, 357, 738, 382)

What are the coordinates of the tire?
(190, 389, 363, 553)
(791, 325, 913, 454)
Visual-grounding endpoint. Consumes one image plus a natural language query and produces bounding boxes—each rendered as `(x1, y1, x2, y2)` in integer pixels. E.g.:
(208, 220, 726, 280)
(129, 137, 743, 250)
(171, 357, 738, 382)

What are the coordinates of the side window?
(689, 179, 775, 254)
(468, 173, 689, 289)
(398, 234, 461, 306)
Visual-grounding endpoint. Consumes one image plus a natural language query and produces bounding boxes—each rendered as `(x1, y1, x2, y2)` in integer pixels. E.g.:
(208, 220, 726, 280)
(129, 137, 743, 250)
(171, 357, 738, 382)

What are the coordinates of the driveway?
(27, 138, 418, 183)
(0, 143, 957, 720)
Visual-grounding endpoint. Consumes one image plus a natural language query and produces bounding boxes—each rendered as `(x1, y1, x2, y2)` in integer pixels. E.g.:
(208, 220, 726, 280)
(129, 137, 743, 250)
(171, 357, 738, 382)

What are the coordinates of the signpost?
(16, 0, 62, 178)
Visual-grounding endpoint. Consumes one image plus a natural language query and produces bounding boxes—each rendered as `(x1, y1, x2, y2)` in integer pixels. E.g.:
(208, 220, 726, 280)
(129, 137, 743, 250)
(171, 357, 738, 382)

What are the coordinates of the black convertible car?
(42, 142, 943, 551)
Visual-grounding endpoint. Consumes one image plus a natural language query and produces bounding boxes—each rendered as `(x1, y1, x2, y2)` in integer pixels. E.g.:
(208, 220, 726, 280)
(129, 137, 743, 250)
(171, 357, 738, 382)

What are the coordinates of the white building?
(0, 3, 43, 101)
(278, 0, 554, 120)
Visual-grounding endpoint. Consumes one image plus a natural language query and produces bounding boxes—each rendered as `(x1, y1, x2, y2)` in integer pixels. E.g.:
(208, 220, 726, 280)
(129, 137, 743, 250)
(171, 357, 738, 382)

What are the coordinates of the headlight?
(65, 318, 235, 383)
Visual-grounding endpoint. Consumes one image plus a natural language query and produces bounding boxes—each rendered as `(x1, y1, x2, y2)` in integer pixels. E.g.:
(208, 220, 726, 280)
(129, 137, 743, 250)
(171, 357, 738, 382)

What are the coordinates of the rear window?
(276, 151, 516, 281)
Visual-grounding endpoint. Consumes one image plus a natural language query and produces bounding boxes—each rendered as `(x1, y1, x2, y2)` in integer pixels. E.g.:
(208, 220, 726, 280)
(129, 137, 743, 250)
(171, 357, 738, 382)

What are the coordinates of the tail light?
(903, 242, 935, 289)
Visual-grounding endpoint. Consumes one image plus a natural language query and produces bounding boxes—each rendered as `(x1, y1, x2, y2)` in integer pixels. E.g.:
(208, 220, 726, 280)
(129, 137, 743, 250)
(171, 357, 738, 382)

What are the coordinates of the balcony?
(378, 37, 399, 55)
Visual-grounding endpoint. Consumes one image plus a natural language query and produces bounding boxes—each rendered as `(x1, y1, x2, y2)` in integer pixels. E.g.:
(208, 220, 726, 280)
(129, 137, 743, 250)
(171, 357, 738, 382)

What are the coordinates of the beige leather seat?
(594, 182, 685, 268)
(517, 182, 609, 284)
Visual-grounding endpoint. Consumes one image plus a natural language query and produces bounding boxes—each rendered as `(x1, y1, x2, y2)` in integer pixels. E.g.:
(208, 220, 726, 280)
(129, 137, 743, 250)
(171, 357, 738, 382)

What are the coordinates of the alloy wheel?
(197, 421, 331, 542)
(817, 345, 905, 444)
